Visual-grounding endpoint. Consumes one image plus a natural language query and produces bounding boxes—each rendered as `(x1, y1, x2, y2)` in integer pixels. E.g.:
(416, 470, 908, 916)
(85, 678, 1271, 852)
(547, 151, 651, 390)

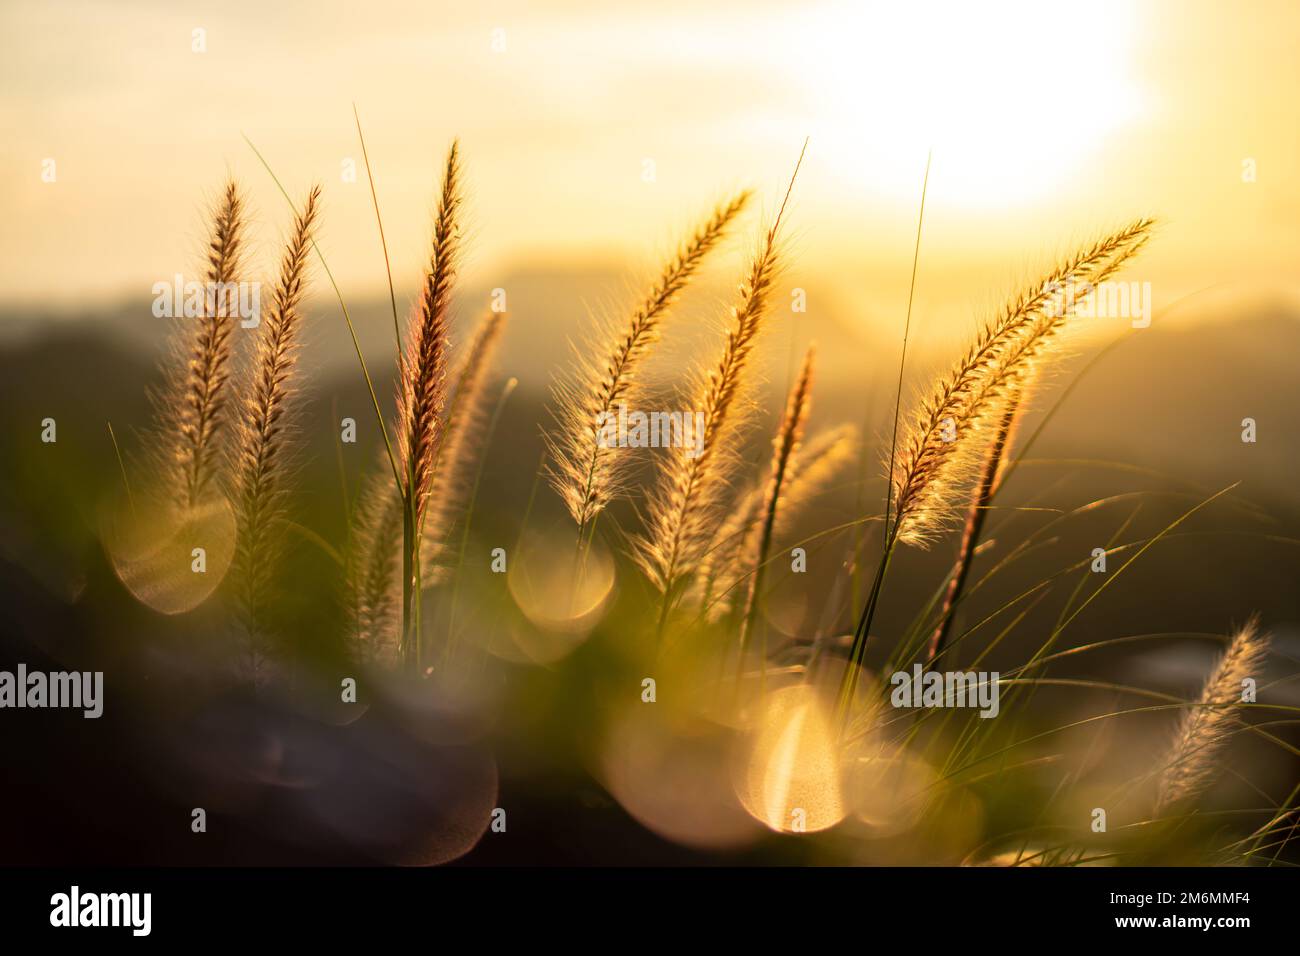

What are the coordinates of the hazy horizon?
(4, 0, 1298, 343)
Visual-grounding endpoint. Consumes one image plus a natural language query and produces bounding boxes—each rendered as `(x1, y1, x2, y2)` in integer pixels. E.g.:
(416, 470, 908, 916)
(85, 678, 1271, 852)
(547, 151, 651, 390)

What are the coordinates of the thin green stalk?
(106, 420, 135, 518)
(512, 446, 549, 559)
(350, 109, 423, 673)
(880, 149, 932, 551)
(835, 150, 930, 728)
(835, 534, 895, 726)
(352, 103, 403, 377)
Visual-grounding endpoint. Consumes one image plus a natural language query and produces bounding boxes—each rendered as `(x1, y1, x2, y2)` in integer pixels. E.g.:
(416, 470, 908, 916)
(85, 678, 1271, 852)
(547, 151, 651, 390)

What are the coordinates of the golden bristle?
(229, 185, 320, 681)
(421, 310, 509, 584)
(397, 141, 462, 529)
(891, 220, 1153, 547)
(547, 191, 751, 532)
(736, 345, 816, 653)
(1155, 618, 1270, 815)
(388, 140, 464, 667)
(629, 146, 806, 625)
(925, 380, 1025, 662)
(701, 424, 856, 619)
(630, 211, 788, 612)
(348, 465, 404, 665)
(152, 179, 249, 508)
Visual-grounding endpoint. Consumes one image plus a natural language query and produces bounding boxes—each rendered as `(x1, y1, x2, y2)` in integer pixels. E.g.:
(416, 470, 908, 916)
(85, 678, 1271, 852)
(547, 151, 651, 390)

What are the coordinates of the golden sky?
(3, 0, 1298, 340)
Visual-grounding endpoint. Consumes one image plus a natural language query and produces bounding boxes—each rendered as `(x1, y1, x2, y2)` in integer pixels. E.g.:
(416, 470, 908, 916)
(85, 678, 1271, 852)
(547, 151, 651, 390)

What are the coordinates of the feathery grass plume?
(421, 310, 508, 585)
(775, 425, 857, 525)
(700, 424, 857, 618)
(631, 145, 806, 632)
(152, 180, 248, 507)
(398, 141, 461, 529)
(838, 220, 1154, 727)
(348, 465, 404, 665)
(547, 190, 752, 535)
(394, 140, 462, 665)
(925, 380, 1024, 663)
(349, 312, 506, 655)
(699, 480, 764, 613)
(737, 345, 815, 659)
(1155, 618, 1270, 815)
(229, 185, 320, 682)
(890, 219, 1153, 548)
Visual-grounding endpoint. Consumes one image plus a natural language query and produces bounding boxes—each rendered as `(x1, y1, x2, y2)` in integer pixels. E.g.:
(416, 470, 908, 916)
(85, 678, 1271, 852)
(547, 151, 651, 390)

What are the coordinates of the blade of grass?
(352, 103, 404, 377)
(106, 420, 135, 518)
(837, 149, 931, 727)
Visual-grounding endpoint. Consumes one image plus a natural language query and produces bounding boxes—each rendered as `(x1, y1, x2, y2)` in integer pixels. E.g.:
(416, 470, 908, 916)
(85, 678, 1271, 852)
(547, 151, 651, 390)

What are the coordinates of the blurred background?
(1, 0, 1297, 864)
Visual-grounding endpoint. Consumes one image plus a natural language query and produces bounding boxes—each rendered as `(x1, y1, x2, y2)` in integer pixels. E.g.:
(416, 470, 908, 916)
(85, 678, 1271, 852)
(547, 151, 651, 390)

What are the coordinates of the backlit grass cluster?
(102, 139, 1295, 867)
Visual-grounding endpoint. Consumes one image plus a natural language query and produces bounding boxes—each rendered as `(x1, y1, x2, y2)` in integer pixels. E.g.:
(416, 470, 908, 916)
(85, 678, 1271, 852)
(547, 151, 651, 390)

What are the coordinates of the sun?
(791, 0, 1150, 207)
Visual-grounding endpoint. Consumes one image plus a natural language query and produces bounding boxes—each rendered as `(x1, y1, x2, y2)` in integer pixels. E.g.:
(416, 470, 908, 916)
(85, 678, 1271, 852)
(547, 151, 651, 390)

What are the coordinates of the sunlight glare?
(797, 0, 1148, 206)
